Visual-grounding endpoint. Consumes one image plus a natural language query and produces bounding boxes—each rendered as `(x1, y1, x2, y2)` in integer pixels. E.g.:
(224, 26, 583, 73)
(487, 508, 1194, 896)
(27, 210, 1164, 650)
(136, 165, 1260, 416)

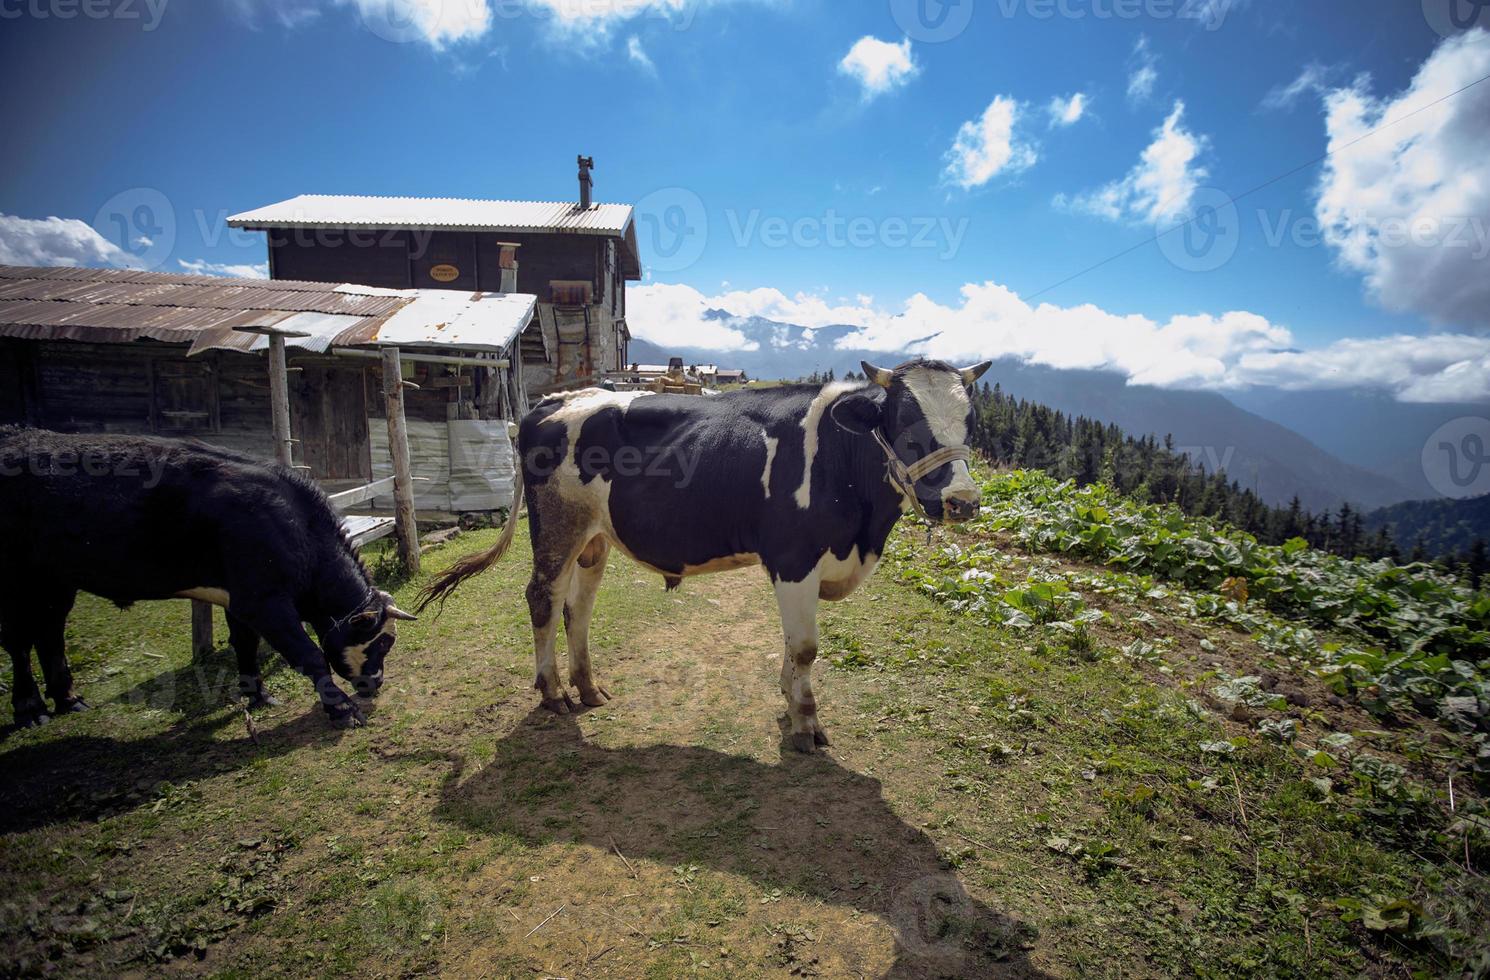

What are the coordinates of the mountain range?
(630, 310, 1471, 517)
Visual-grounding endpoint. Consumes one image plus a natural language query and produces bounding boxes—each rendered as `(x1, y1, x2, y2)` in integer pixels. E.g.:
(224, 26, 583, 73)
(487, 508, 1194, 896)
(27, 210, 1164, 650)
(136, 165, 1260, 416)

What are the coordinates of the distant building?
(228, 156, 641, 404)
(622, 361, 747, 388)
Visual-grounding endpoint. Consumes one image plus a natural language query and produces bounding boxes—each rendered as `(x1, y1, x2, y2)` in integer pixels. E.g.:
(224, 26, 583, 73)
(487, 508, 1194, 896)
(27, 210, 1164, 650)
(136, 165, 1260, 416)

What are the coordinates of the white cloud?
(1047, 92, 1088, 127)
(231, 0, 493, 48)
(838, 36, 918, 101)
(235, 0, 740, 50)
(626, 283, 760, 350)
(1261, 62, 1334, 112)
(699, 286, 880, 330)
(177, 258, 270, 279)
(626, 34, 656, 73)
(943, 96, 1039, 190)
(1314, 29, 1490, 330)
(829, 281, 1292, 390)
(338, 0, 490, 47)
(1127, 36, 1158, 104)
(0, 214, 140, 268)
(1058, 101, 1208, 224)
(1232, 334, 1490, 403)
(525, 0, 775, 42)
(633, 277, 1490, 403)
(529, 0, 686, 28)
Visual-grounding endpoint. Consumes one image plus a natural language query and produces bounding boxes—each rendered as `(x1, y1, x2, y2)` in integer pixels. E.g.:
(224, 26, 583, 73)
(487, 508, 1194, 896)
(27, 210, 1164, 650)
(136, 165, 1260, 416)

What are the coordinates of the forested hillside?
(1364, 496, 1490, 566)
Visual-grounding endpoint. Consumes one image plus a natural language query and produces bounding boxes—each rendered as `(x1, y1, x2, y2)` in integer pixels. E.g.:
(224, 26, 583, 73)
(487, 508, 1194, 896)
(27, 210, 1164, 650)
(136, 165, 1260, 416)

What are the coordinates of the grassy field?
(2, 472, 1486, 977)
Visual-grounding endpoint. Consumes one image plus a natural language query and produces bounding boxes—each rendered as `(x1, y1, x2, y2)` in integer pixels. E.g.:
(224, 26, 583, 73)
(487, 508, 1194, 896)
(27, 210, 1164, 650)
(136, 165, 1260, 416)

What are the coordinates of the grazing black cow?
(0, 428, 416, 729)
(418, 358, 991, 751)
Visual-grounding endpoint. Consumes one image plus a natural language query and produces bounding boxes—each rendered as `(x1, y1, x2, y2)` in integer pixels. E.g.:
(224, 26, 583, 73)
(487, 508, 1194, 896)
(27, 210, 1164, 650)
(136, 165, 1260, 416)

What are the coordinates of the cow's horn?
(959, 361, 993, 386)
(377, 590, 418, 621)
(861, 361, 893, 387)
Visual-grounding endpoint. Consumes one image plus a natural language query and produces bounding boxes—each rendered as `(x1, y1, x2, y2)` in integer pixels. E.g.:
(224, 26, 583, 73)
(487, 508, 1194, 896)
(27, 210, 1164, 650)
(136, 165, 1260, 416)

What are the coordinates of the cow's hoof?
(14, 698, 51, 728)
(57, 696, 90, 714)
(580, 685, 611, 708)
(814, 728, 831, 747)
(326, 700, 366, 729)
(790, 732, 819, 753)
(540, 693, 576, 715)
(239, 676, 279, 709)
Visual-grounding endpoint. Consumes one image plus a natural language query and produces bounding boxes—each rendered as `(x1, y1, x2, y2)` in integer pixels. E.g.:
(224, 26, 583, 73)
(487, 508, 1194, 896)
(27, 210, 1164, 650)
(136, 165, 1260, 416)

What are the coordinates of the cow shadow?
(432, 709, 1047, 979)
(0, 696, 345, 836)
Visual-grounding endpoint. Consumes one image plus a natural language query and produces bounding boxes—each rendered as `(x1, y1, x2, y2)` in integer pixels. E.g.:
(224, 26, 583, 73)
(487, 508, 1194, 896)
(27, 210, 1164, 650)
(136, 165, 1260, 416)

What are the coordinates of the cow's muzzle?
(944, 493, 980, 523)
(353, 671, 384, 698)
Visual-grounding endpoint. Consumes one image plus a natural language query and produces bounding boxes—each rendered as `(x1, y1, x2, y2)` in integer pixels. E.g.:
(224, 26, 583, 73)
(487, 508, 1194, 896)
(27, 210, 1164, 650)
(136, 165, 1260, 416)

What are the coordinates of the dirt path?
(426, 563, 1041, 978)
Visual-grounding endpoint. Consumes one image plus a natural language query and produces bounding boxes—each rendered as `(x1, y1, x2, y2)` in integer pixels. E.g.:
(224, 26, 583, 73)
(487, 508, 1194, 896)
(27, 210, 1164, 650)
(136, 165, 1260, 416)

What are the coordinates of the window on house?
(549, 280, 593, 306)
(152, 357, 217, 433)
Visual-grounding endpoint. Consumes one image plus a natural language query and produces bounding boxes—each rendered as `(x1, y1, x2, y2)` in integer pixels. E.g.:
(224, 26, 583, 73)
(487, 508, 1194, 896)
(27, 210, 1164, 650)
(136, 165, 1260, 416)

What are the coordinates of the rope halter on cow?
(868, 427, 972, 525)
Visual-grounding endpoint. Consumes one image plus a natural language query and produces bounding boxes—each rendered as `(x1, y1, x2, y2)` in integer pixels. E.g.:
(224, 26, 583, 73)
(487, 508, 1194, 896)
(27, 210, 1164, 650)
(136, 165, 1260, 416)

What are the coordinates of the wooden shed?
(0, 264, 537, 513)
(227, 160, 640, 403)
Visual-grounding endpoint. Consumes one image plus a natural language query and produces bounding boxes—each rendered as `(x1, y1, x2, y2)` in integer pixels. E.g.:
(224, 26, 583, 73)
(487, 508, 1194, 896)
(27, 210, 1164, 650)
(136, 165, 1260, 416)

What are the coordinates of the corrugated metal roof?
(227, 194, 634, 236)
(0, 264, 537, 357)
(0, 275, 407, 317)
(227, 193, 643, 281)
(187, 292, 536, 356)
(0, 263, 357, 292)
(352, 290, 536, 351)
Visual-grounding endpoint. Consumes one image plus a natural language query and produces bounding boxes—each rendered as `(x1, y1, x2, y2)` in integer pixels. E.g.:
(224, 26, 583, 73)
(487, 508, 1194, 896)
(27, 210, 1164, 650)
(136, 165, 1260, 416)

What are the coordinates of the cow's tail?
(415, 460, 525, 614)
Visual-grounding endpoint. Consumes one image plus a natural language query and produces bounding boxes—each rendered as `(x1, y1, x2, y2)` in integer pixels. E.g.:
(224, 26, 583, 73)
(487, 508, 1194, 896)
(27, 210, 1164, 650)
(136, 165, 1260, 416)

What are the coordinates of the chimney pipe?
(577, 155, 594, 210)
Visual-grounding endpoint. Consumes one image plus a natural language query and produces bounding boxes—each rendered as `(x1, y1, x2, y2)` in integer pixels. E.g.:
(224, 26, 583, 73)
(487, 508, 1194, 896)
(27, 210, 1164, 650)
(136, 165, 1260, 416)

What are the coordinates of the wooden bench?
(340, 514, 397, 550)
(328, 477, 399, 549)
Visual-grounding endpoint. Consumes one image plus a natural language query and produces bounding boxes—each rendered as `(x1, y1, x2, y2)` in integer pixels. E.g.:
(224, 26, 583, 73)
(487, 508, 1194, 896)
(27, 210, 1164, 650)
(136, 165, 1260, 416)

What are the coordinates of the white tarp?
(368, 419, 515, 513)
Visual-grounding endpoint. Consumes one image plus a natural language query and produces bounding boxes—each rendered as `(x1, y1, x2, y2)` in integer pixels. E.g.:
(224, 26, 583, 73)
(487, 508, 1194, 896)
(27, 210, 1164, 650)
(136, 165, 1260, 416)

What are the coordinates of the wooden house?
(227, 157, 641, 403)
(0, 264, 537, 512)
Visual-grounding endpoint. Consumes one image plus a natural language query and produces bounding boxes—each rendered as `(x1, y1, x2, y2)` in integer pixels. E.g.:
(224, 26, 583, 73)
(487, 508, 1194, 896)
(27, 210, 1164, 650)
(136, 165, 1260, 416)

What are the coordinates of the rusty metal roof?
(0, 264, 537, 356)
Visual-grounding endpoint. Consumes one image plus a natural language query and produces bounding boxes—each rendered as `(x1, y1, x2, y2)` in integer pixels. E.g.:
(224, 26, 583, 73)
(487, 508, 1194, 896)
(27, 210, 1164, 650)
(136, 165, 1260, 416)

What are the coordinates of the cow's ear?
(861, 362, 894, 388)
(959, 361, 993, 386)
(832, 393, 883, 435)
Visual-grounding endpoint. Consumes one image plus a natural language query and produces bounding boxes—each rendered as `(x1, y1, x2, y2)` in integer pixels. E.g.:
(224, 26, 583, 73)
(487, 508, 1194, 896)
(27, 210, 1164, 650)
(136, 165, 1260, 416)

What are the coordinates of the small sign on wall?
(429, 264, 460, 283)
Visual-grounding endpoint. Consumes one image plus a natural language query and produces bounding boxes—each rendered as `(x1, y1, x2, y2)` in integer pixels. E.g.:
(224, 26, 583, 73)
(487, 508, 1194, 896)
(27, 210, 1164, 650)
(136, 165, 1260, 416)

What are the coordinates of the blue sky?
(3, 0, 1488, 401)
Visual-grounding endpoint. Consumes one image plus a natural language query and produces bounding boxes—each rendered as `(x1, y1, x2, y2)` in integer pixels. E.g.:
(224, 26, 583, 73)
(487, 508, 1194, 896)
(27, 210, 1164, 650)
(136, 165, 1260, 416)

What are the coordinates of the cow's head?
(837, 359, 992, 523)
(323, 589, 417, 698)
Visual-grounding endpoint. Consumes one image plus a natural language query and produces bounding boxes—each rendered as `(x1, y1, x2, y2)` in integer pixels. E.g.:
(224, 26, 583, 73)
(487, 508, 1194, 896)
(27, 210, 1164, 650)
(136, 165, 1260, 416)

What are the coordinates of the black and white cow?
(419, 358, 990, 751)
(0, 428, 416, 729)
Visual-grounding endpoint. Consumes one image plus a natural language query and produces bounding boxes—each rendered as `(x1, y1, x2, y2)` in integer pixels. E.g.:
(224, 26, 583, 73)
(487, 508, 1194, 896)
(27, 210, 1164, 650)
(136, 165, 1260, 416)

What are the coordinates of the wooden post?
(234, 324, 309, 469)
(382, 346, 421, 574)
(201, 324, 307, 657)
(266, 332, 293, 467)
(191, 600, 214, 658)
